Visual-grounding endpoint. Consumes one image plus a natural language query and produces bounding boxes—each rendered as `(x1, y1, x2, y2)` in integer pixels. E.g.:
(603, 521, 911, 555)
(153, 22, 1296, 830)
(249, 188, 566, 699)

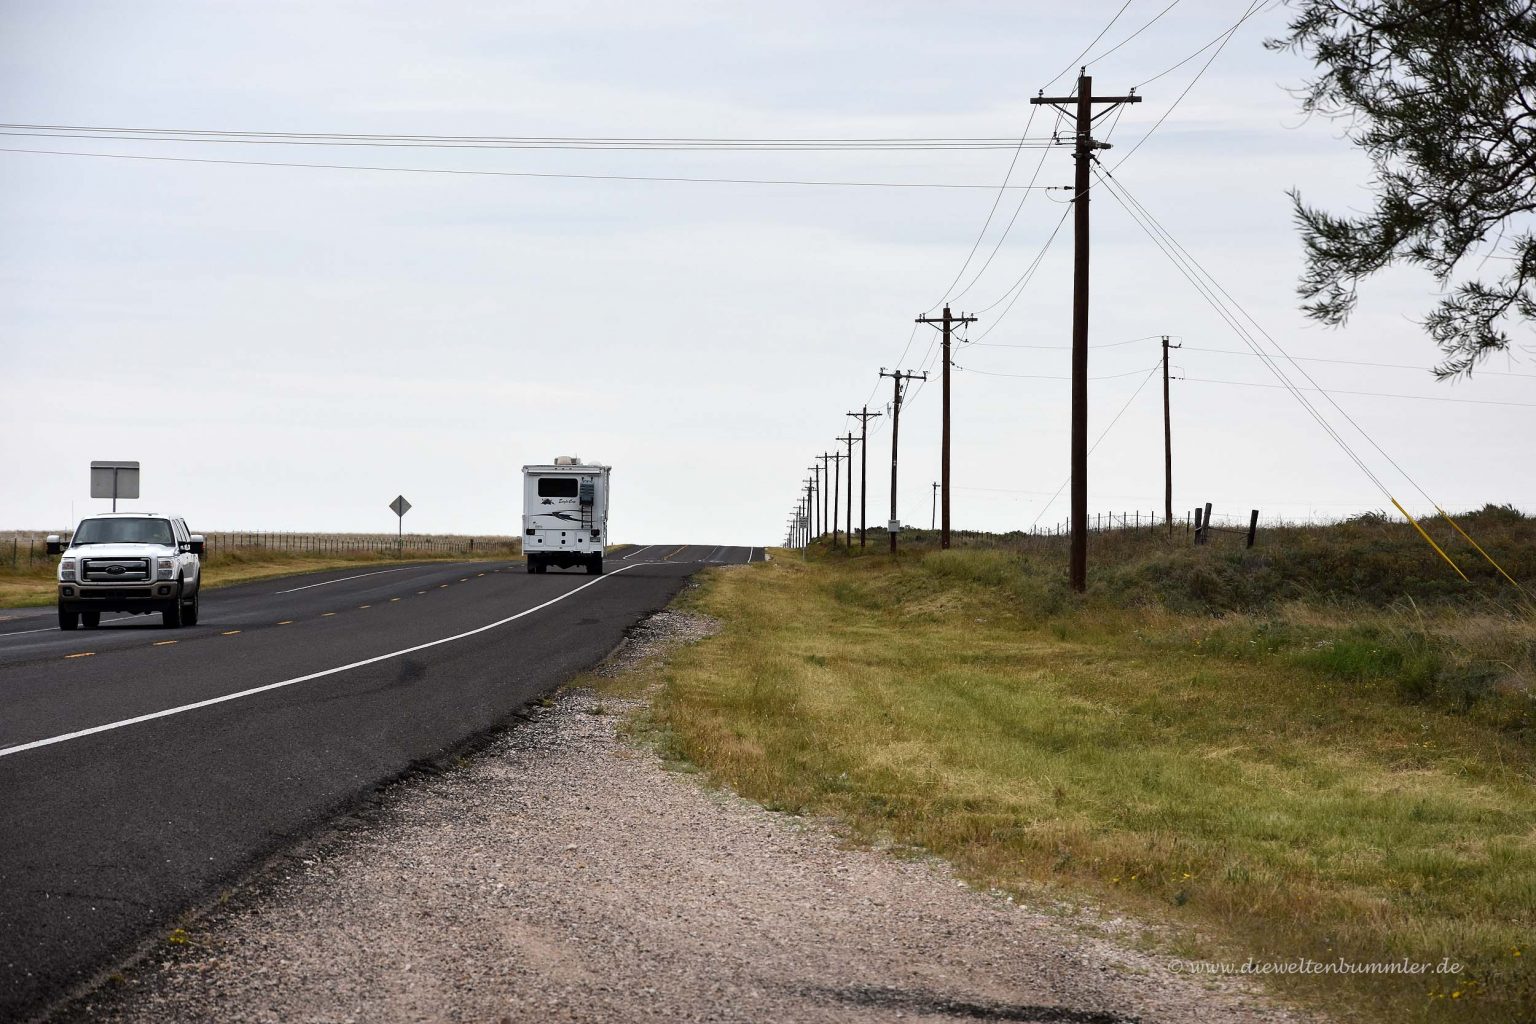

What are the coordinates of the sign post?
(389, 495, 412, 554)
(90, 461, 140, 512)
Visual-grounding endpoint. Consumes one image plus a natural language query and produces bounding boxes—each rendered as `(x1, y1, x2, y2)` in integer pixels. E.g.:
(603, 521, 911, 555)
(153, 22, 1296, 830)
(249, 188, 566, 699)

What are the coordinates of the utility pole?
(916, 305, 977, 550)
(1162, 335, 1180, 532)
(811, 466, 823, 540)
(1033, 71, 1142, 592)
(879, 368, 928, 554)
(817, 453, 832, 542)
(846, 407, 882, 548)
(804, 482, 817, 552)
(829, 451, 846, 547)
(931, 481, 939, 530)
(837, 432, 857, 547)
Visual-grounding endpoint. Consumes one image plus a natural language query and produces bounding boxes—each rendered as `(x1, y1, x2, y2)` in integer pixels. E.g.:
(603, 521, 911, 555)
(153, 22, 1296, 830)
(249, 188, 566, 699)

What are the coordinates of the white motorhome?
(522, 456, 611, 574)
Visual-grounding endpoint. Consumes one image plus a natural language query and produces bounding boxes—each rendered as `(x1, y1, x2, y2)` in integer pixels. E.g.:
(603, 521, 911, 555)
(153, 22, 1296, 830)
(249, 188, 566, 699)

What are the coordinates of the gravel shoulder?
(61, 609, 1323, 1024)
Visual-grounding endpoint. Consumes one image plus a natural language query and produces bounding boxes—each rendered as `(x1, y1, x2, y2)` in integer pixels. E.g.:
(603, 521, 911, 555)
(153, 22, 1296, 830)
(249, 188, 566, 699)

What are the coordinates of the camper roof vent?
(553, 455, 581, 466)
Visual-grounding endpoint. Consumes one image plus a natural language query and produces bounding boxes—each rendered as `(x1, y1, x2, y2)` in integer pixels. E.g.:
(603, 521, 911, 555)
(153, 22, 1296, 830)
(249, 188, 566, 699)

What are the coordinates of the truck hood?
(66, 543, 177, 558)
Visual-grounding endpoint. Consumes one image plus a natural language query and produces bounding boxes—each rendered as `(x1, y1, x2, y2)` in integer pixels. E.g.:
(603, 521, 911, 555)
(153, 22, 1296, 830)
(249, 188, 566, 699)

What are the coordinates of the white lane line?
(620, 544, 656, 561)
(0, 563, 653, 760)
(0, 614, 133, 638)
(703, 545, 723, 563)
(273, 567, 416, 594)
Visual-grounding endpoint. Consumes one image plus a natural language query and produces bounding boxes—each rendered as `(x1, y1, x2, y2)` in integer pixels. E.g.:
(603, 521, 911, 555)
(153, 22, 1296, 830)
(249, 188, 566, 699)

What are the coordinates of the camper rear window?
(537, 478, 579, 498)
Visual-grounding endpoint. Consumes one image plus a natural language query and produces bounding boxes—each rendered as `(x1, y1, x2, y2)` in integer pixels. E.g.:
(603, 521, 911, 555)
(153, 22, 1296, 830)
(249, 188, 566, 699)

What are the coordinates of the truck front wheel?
(162, 586, 185, 628)
(58, 608, 79, 631)
(82, 611, 101, 628)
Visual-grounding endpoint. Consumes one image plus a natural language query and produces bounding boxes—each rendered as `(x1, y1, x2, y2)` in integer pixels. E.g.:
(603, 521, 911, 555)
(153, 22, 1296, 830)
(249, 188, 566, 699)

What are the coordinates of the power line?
(929, 105, 1044, 309)
(0, 124, 1057, 151)
(1111, 0, 1265, 170)
(955, 364, 1159, 381)
(1180, 346, 1536, 379)
(1041, 1, 1137, 90)
(1182, 376, 1536, 409)
(1133, 1, 1279, 88)
(1031, 365, 1162, 525)
(1081, 0, 1184, 65)
(0, 146, 1062, 190)
(967, 334, 1166, 350)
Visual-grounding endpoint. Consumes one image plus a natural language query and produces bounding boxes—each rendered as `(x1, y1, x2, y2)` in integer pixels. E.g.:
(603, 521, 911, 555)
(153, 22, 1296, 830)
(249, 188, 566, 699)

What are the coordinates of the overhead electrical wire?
(1111, 0, 1265, 170)
(1031, 365, 1163, 525)
(1133, 0, 1280, 88)
(1041, 0, 1137, 91)
(1097, 168, 1522, 588)
(0, 146, 1061, 191)
(1183, 377, 1536, 409)
(0, 124, 1055, 151)
(955, 364, 1159, 381)
(1080, 0, 1184, 66)
(929, 104, 1044, 310)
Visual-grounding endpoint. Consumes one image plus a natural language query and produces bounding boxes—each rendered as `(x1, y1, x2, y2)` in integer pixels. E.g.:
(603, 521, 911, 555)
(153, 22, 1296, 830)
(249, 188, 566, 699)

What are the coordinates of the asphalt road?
(0, 544, 760, 1021)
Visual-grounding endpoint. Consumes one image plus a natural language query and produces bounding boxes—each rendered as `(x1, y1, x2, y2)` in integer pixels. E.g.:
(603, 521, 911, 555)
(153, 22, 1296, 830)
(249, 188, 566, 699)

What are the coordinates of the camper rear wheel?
(587, 554, 604, 576)
(526, 556, 541, 574)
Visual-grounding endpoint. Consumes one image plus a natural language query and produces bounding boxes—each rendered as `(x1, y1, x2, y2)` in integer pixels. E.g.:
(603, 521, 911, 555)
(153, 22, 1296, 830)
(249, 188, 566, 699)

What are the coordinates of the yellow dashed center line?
(154, 640, 178, 646)
(662, 544, 686, 561)
(459, 578, 469, 582)
(321, 612, 336, 617)
(222, 630, 241, 636)
(417, 590, 427, 594)
(439, 584, 448, 589)
(477, 573, 485, 577)
(359, 604, 371, 609)
(277, 620, 293, 625)
(389, 597, 400, 602)
(65, 652, 94, 659)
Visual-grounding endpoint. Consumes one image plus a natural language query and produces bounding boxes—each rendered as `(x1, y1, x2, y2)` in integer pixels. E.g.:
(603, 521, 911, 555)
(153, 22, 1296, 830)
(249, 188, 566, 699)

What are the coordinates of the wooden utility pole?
(931, 481, 939, 529)
(916, 305, 977, 549)
(847, 408, 882, 548)
(837, 432, 857, 547)
(817, 453, 832, 541)
(807, 469, 818, 543)
(1033, 72, 1142, 592)
(1162, 335, 1180, 532)
(879, 368, 927, 553)
(829, 451, 846, 547)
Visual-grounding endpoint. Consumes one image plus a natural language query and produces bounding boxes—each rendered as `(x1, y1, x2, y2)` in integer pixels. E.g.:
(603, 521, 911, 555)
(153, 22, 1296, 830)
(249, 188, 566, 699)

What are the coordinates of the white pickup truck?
(48, 513, 204, 630)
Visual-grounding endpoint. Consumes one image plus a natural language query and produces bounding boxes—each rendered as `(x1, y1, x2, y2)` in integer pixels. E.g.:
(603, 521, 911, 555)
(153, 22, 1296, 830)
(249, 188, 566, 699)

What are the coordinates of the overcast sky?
(2, 0, 1531, 546)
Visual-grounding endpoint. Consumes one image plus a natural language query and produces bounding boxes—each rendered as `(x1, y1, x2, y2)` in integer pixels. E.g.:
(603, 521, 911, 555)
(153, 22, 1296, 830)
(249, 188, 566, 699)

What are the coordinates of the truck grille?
(82, 558, 152, 583)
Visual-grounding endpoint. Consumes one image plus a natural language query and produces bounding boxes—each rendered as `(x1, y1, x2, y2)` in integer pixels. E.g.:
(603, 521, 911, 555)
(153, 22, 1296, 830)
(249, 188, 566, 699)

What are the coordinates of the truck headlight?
(59, 558, 77, 582)
(157, 557, 175, 579)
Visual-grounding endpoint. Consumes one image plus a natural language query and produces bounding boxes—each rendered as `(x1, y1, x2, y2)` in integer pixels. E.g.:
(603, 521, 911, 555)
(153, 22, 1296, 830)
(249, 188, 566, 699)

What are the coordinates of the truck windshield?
(72, 518, 175, 545)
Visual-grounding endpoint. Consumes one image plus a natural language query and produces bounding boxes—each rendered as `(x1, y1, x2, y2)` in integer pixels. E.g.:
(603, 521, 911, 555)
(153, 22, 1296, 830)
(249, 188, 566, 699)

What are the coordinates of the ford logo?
(107, 565, 125, 575)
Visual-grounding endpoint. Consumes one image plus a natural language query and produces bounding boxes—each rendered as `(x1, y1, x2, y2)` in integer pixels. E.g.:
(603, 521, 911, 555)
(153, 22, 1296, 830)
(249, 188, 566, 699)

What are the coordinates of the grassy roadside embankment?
(0, 534, 523, 609)
(617, 513, 1536, 1023)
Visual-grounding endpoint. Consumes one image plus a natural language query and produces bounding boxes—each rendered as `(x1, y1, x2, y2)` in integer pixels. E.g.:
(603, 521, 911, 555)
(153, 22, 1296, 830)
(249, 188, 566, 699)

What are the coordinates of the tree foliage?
(1268, 0, 1536, 378)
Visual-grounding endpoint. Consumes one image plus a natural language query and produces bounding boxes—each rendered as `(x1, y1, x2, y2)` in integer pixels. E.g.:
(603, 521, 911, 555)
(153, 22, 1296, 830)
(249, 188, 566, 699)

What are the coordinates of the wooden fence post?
(1246, 509, 1259, 549)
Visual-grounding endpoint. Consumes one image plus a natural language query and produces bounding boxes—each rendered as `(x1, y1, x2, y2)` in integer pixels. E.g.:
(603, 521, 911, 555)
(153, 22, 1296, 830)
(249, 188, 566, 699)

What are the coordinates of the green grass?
(625, 525, 1536, 1023)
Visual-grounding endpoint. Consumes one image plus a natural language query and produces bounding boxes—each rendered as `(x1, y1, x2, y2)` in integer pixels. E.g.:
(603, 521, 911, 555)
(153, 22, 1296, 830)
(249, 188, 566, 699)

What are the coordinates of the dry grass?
(0, 535, 522, 609)
(642, 547, 1536, 1024)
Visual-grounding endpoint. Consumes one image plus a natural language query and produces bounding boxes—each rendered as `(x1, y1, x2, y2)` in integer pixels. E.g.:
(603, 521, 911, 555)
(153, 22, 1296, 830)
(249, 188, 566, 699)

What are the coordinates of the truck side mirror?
(188, 534, 205, 555)
(46, 534, 64, 555)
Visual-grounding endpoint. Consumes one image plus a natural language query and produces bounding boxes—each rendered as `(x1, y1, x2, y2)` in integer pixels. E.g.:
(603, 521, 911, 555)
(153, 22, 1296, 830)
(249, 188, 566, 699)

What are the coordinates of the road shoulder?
(58, 606, 1318, 1024)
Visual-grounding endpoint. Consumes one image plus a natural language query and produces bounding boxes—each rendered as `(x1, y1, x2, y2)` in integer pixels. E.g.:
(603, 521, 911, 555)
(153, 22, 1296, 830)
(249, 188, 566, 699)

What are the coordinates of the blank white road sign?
(389, 495, 412, 518)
